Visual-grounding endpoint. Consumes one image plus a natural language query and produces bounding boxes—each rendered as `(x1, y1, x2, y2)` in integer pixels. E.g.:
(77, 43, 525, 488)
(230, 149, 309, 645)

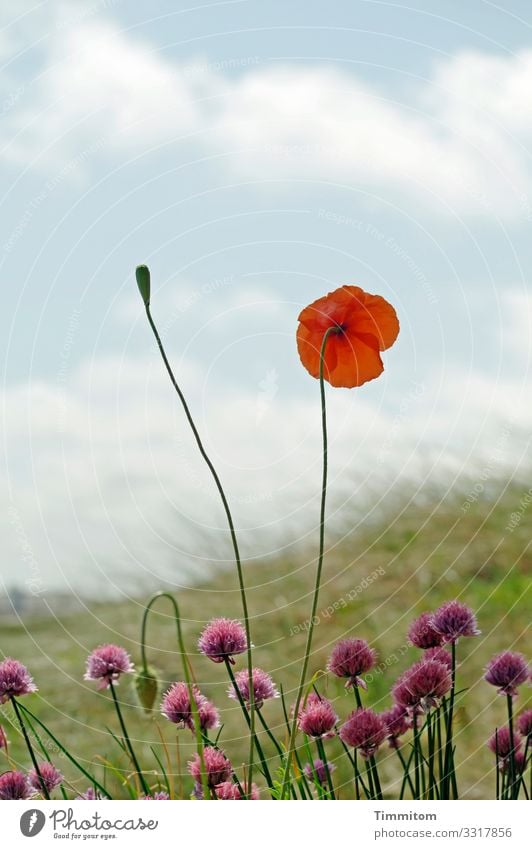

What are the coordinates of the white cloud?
(2, 5, 532, 216)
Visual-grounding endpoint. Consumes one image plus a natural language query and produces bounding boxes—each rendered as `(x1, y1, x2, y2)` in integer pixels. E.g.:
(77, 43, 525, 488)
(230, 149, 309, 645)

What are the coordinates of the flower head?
(188, 747, 232, 788)
(431, 601, 480, 643)
(485, 651, 530, 697)
(84, 644, 134, 690)
(392, 659, 451, 712)
(297, 693, 338, 738)
(142, 791, 170, 800)
(380, 704, 410, 748)
(408, 613, 444, 649)
(487, 727, 522, 762)
(339, 708, 387, 758)
(0, 658, 37, 703)
(198, 619, 247, 665)
(215, 781, 260, 800)
(228, 668, 279, 709)
(28, 762, 63, 795)
(297, 285, 399, 388)
(0, 771, 31, 799)
(76, 787, 101, 800)
(327, 638, 377, 689)
(161, 682, 219, 732)
(517, 709, 532, 738)
(303, 758, 336, 786)
(423, 647, 453, 670)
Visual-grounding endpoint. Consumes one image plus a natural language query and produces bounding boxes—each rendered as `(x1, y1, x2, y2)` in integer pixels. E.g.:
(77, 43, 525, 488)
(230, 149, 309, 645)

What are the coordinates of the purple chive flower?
(161, 682, 219, 732)
(380, 704, 410, 748)
(487, 727, 523, 768)
(339, 708, 387, 758)
(28, 762, 63, 795)
(500, 750, 526, 775)
(228, 668, 279, 709)
(327, 638, 377, 689)
(84, 644, 134, 690)
(430, 600, 480, 643)
(408, 613, 444, 649)
(142, 791, 170, 799)
(517, 709, 532, 738)
(303, 758, 336, 786)
(76, 787, 101, 800)
(423, 646, 453, 670)
(215, 781, 260, 800)
(198, 619, 248, 665)
(0, 658, 37, 703)
(297, 693, 338, 738)
(392, 659, 452, 712)
(0, 771, 31, 799)
(485, 651, 530, 697)
(188, 747, 232, 788)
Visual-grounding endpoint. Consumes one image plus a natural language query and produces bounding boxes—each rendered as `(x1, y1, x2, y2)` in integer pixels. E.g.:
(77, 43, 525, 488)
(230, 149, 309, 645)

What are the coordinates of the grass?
(1, 476, 530, 799)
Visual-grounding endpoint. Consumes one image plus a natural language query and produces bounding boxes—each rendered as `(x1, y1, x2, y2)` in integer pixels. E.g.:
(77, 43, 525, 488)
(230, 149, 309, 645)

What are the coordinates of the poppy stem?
(280, 326, 336, 799)
(141, 592, 208, 799)
(142, 299, 256, 793)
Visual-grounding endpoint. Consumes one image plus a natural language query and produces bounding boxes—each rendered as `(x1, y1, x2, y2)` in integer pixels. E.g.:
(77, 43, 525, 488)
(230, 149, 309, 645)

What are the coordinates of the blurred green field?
(1, 478, 530, 799)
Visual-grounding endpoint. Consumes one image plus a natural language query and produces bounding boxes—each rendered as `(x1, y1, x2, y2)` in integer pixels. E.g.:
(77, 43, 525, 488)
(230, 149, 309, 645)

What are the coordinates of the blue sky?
(1, 0, 531, 595)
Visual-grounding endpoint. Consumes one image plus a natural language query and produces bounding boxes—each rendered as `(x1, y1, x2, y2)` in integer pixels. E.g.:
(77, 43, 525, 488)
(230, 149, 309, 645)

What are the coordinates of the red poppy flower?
(297, 285, 399, 388)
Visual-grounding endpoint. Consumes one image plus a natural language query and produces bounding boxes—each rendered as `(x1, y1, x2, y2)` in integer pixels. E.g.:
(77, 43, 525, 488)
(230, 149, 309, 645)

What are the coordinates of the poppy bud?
(133, 666, 159, 713)
(136, 264, 151, 307)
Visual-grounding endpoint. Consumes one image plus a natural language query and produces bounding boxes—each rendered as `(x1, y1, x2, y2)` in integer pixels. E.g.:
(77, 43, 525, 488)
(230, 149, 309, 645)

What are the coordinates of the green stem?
(316, 737, 335, 799)
(506, 694, 517, 800)
(224, 659, 274, 793)
(442, 640, 457, 799)
(11, 697, 50, 799)
(141, 591, 208, 799)
(280, 327, 335, 799)
(396, 745, 415, 798)
(18, 704, 112, 799)
(143, 302, 255, 789)
(495, 729, 500, 801)
(413, 713, 421, 800)
(109, 682, 149, 795)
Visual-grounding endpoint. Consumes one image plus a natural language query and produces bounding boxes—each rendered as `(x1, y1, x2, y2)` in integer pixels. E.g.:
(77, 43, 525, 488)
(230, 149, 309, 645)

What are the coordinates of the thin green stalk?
(280, 327, 336, 799)
(19, 703, 112, 798)
(109, 682, 149, 795)
(399, 743, 417, 799)
(224, 659, 274, 793)
(506, 694, 517, 799)
(256, 708, 284, 758)
(140, 592, 208, 798)
(427, 711, 436, 800)
(142, 295, 255, 790)
(315, 736, 335, 799)
(442, 640, 457, 799)
(495, 729, 500, 801)
(11, 697, 50, 799)
(279, 685, 313, 799)
(395, 746, 415, 797)
(436, 704, 444, 787)
(412, 713, 421, 800)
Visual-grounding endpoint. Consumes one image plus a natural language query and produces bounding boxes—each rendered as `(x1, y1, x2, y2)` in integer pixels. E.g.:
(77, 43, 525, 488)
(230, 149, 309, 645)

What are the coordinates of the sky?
(1, 0, 531, 597)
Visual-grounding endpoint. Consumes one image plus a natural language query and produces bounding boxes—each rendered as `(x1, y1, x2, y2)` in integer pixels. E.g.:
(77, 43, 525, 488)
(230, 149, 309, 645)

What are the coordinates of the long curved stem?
(141, 591, 207, 798)
(143, 302, 255, 789)
(280, 327, 335, 799)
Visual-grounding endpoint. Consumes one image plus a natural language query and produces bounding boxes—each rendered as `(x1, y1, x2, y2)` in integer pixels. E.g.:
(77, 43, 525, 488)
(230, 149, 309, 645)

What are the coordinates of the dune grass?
(0, 477, 530, 798)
